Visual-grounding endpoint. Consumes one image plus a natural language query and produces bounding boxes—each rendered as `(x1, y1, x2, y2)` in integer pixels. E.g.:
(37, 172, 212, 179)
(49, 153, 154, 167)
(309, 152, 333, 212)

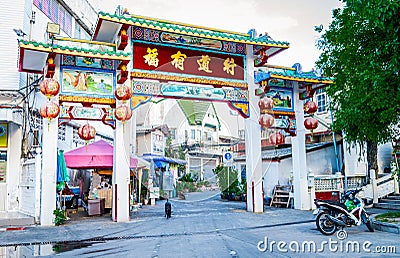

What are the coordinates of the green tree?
(164, 136, 173, 157)
(316, 0, 400, 178)
(213, 165, 239, 196)
(165, 135, 187, 176)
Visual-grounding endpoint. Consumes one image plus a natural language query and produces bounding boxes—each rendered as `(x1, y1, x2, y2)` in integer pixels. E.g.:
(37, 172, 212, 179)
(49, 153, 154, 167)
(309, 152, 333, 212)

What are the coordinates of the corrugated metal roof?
(141, 153, 186, 165)
(234, 142, 333, 161)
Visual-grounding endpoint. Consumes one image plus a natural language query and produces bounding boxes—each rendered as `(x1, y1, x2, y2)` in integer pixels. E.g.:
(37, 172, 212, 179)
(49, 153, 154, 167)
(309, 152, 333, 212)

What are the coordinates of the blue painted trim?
(131, 68, 246, 86)
(131, 39, 246, 57)
(254, 71, 271, 84)
(60, 55, 116, 71)
(159, 31, 223, 51)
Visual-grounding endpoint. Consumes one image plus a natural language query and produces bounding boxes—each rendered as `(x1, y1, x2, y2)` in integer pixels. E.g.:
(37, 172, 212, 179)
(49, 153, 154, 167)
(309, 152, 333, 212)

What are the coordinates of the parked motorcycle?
(313, 188, 374, 235)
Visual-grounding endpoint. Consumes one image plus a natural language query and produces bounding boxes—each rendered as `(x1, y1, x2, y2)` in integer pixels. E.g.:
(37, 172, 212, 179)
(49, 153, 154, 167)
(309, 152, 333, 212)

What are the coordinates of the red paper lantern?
(78, 124, 96, 141)
(304, 117, 319, 130)
(258, 97, 274, 110)
(39, 102, 60, 120)
(40, 78, 60, 98)
(304, 100, 318, 114)
(115, 85, 132, 102)
(259, 114, 275, 128)
(115, 105, 132, 122)
(269, 131, 285, 145)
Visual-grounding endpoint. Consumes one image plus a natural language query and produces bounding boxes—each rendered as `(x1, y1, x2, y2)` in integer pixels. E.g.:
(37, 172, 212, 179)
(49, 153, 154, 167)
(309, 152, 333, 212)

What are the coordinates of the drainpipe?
(327, 97, 342, 187)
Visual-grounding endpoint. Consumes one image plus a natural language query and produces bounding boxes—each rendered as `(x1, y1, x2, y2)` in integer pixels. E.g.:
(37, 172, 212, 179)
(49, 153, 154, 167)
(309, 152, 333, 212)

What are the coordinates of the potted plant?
(53, 208, 67, 226)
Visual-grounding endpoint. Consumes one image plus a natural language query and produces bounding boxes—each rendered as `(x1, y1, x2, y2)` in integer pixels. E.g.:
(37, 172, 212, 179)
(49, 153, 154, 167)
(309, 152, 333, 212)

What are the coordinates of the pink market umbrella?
(64, 140, 138, 169)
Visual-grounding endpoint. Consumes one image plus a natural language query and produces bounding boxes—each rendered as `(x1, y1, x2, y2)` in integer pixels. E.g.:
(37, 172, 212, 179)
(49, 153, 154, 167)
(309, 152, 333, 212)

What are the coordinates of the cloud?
(90, 0, 342, 70)
(93, 0, 298, 36)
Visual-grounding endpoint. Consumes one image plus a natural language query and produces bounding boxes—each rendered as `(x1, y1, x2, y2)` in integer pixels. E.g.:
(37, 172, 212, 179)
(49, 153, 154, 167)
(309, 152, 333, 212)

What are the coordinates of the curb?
(0, 227, 26, 231)
(371, 214, 400, 234)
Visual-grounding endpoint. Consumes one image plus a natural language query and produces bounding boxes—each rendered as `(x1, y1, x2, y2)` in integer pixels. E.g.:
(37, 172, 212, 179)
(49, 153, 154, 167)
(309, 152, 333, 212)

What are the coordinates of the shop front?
(63, 139, 141, 218)
(141, 154, 186, 199)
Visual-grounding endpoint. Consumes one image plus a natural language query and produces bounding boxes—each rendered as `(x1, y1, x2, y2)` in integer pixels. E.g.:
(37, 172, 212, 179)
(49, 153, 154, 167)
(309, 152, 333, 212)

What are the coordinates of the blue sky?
(91, 0, 343, 71)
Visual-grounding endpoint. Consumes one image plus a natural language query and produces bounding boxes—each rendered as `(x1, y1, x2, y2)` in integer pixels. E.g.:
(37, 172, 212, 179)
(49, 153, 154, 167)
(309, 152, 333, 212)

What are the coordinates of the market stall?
(64, 139, 139, 216)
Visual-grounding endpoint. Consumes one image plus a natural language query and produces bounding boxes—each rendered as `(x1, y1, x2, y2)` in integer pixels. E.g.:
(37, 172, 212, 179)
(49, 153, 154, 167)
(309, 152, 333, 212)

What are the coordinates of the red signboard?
(132, 43, 245, 82)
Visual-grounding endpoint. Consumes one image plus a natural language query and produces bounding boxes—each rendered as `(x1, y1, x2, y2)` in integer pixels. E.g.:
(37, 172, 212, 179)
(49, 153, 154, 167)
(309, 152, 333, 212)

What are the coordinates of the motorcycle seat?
(318, 199, 348, 210)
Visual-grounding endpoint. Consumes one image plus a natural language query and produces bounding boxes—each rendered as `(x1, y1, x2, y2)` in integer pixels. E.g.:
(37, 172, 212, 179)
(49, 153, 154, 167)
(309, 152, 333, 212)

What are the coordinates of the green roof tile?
(20, 40, 130, 57)
(99, 12, 290, 47)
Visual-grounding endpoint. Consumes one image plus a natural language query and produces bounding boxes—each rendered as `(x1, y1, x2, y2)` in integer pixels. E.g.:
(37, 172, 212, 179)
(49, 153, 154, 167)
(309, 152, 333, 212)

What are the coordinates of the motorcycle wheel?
(361, 211, 374, 232)
(316, 212, 337, 235)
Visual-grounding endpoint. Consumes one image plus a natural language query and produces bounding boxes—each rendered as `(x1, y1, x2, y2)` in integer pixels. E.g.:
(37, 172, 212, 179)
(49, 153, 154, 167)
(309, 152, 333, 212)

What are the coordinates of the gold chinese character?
(171, 51, 187, 71)
(144, 48, 159, 67)
(197, 55, 212, 73)
(223, 57, 237, 75)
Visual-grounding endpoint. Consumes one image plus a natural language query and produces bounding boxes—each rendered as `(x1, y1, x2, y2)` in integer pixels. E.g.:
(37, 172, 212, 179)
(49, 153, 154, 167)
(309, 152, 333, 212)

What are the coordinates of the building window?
(170, 129, 176, 140)
(73, 127, 85, 146)
(75, 22, 82, 39)
(261, 128, 267, 139)
(58, 124, 66, 141)
(205, 131, 212, 141)
(190, 129, 195, 140)
(238, 129, 245, 139)
(316, 88, 327, 113)
(240, 165, 246, 183)
(34, 0, 73, 37)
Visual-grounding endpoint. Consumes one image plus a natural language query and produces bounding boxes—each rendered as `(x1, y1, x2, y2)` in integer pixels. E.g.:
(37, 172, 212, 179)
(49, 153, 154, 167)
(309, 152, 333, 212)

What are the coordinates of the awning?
(64, 140, 138, 169)
(141, 154, 186, 169)
(136, 156, 151, 169)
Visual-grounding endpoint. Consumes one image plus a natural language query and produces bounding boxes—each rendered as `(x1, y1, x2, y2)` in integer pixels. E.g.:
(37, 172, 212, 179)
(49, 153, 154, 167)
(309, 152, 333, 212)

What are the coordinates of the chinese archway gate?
(18, 10, 331, 225)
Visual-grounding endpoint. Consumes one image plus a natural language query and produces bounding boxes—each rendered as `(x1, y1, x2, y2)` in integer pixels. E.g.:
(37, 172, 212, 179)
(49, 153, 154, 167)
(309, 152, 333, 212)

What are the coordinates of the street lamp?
(13, 29, 27, 37)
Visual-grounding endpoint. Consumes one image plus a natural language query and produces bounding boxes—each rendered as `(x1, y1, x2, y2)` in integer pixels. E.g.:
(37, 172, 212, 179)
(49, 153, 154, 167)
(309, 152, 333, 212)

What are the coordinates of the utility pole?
(29, 11, 35, 41)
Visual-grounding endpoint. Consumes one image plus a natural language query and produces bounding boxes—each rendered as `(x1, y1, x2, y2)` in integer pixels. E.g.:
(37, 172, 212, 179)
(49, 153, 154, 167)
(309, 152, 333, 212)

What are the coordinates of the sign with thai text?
(0, 123, 7, 148)
(0, 160, 6, 183)
(0, 150, 6, 183)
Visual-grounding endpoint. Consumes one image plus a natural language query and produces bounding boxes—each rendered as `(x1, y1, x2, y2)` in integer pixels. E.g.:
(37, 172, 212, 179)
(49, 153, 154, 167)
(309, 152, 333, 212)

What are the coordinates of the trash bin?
(88, 198, 105, 216)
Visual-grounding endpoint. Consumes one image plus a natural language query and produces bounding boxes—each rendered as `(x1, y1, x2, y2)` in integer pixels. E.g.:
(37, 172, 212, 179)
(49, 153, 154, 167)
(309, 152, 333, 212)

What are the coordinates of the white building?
(0, 0, 98, 219)
(134, 98, 244, 183)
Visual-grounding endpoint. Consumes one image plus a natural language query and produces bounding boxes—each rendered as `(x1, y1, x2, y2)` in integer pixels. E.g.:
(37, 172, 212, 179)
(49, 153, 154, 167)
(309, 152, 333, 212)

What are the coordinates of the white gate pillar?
(112, 104, 132, 222)
(245, 45, 263, 213)
(291, 82, 310, 210)
(35, 150, 42, 223)
(40, 116, 58, 226)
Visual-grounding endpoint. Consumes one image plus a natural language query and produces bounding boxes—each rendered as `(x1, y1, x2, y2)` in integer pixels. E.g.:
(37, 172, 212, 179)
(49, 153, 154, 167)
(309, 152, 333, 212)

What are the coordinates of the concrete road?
(1, 193, 399, 257)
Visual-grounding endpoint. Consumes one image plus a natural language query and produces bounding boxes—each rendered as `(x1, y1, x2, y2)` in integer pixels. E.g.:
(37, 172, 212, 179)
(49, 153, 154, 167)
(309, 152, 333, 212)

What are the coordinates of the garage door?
(20, 160, 36, 216)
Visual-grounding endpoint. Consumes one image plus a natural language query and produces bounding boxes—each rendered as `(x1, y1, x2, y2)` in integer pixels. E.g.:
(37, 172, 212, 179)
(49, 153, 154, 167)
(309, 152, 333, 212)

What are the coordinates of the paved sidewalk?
(178, 189, 221, 201)
(0, 212, 34, 228)
(0, 193, 315, 247)
(1, 191, 397, 247)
